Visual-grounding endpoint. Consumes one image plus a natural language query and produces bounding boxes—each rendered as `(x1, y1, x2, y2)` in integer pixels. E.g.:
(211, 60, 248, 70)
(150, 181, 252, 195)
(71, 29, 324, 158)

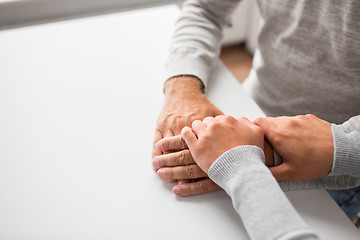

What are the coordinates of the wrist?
(164, 75, 205, 98)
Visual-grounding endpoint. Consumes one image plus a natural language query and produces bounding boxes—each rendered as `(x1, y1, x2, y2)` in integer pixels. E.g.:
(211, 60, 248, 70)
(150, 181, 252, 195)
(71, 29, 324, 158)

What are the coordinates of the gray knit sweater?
(165, 0, 360, 239)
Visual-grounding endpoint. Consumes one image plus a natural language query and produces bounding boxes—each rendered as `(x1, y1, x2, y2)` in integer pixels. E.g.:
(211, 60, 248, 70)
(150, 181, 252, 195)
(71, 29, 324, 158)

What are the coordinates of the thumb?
(269, 164, 292, 181)
(254, 117, 278, 145)
(181, 127, 198, 150)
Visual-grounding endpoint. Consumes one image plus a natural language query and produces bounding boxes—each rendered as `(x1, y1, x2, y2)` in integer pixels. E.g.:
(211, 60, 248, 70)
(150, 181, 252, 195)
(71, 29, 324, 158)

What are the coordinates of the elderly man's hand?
(153, 135, 221, 196)
(254, 114, 334, 181)
(152, 76, 223, 196)
(154, 130, 275, 197)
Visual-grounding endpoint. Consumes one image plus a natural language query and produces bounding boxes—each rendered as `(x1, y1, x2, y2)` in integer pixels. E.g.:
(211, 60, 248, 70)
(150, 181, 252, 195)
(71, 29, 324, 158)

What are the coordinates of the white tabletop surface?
(0, 5, 359, 240)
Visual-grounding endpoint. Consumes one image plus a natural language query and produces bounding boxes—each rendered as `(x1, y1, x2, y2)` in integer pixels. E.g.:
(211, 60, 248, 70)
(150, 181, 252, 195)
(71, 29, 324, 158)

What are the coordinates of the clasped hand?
(153, 114, 334, 197)
(153, 115, 264, 196)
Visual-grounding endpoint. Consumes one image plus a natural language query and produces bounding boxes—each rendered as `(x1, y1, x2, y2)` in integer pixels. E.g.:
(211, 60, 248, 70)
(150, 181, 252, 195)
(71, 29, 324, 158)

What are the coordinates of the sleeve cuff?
(329, 124, 360, 177)
(208, 145, 266, 187)
(165, 55, 211, 89)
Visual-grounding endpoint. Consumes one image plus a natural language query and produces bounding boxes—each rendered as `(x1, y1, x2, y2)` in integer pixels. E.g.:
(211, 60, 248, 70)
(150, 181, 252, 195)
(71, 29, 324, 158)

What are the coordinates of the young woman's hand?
(181, 115, 265, 174)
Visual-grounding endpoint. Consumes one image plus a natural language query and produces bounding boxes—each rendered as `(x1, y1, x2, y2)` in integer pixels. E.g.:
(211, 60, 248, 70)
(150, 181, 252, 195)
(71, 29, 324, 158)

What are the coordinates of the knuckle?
(199, 182, 209, 193)
(223, 115, 234, 122)
(178, 151, 187, 165)
(254, 117, 265, 124)
(305, 114, 315, 119)
(186, 165, 194, 178)
(189, 113, 200, 122)
(175, 120, 185, 131)
(185, 184, 192, 196)
(160, 139, 169, 151)
(210, 121, 221, 130)
(167, 169, 174, 178)
(159, 157, 166, 168)
(295, 115, 306, 120)
(288, 118, 299, 127)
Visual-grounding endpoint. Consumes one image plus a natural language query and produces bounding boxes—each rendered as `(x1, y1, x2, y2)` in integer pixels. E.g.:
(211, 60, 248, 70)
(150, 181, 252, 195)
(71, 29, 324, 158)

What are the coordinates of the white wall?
(222, 0, 261, 53)
(0, 0, 260, 51)
(0, 0, 182, 30)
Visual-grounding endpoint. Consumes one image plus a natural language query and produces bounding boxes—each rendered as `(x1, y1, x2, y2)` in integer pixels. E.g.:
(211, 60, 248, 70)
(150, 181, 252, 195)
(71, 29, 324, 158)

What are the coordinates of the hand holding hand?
(182, 115, 265, 174)
(254, 114, 334, 180)
(153, 129, 275, 196)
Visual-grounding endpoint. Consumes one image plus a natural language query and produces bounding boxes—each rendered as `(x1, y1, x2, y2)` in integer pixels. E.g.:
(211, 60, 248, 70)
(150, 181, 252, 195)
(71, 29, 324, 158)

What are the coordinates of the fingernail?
(157, 169, 165, 179)
(152, 158, 159, 169)
(173, 186, 181, 195)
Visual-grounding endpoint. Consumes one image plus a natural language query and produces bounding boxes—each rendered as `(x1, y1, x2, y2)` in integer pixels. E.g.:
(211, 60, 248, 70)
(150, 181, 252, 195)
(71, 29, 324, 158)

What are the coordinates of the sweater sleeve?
(329, 115, 360, 177)
(165, 0, 241, 88)
(208, 146, 319, 240)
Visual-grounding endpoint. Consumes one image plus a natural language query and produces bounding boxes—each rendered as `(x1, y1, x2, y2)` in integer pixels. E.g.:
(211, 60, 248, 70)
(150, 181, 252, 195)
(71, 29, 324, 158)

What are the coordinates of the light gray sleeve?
(208, 146, 319, 240)
(329, 115, 360, 177)
(277, 115, 360, 191)
(165, 0, 241, 87)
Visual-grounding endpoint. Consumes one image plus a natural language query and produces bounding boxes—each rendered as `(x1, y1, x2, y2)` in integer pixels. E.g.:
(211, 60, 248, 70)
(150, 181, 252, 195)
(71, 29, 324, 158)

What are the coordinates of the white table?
(0, 5, 358, 239)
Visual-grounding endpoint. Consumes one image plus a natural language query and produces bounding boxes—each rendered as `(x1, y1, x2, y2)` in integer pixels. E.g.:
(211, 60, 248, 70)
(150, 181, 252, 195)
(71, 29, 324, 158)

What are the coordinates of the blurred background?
(0, 0, 259, 50)
(0, 0, 259, 83)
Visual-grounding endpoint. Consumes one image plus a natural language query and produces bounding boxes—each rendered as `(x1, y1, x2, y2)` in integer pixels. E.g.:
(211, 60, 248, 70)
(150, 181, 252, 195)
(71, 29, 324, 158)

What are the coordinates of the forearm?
(166, 0, 241, 87)
(209, 146, 318, 240)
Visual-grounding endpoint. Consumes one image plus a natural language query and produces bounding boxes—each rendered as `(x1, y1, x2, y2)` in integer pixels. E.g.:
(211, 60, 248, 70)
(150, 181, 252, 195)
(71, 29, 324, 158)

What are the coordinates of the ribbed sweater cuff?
(208, 145, 265, 187)
(329, 124, 360, 177)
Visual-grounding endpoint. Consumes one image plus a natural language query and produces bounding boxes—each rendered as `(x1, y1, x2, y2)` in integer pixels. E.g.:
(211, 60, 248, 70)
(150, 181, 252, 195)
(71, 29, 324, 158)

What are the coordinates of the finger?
(152, 129, 164, 160)
(191, 120, 207, 136)
(238, 117, 263, 132)
(152, 149, 195, 170)
(181, 126, 198, 149)
(214, 115, 228, 121)
(172, 178, 221, 197)
(202, 116, 216, 126)
(237, 116, 255, 127)
(237, 116, 252, 123)
(157, 164, 207, 180)
(215, 115, 240, 124)
(254, 117, 278, 140)
(156, 135, 188, 153)
(269, 164, 292, 181)
(254, 117, 275, 126)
